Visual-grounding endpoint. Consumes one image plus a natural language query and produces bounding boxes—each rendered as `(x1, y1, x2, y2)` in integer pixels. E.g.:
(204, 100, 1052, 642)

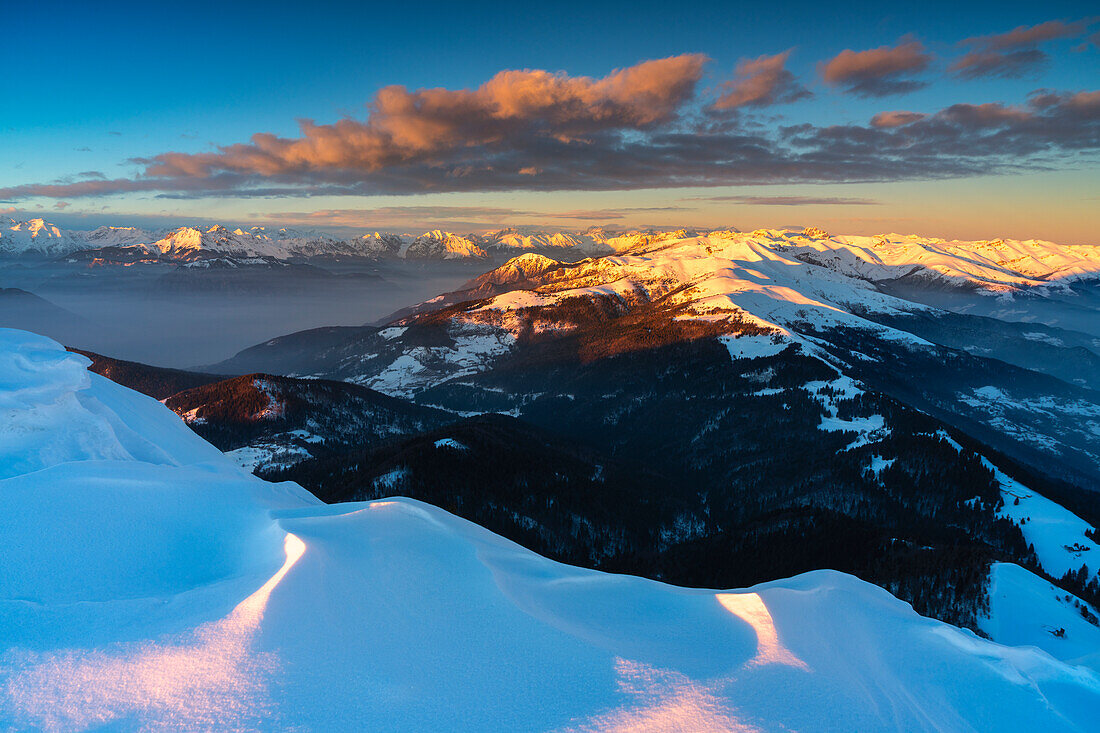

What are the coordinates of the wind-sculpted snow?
(0, 331, 225, 478)
(2, 327, 1099, 731)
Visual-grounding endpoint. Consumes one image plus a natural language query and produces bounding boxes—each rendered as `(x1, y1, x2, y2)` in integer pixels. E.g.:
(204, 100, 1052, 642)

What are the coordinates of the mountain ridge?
(5, 216, 1099, 291)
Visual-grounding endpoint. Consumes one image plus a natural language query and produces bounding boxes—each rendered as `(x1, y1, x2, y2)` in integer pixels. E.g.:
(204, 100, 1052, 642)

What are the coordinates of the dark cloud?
(870, 111, 927, 128)
(951, 19, 1093, 79)
(541, 206, 692, 220)
(961, 19, 1091, 51)
(265, 205, 532, 228)
(713, 51, 811, 109)
(819, 39, 932, 97)
(693, 195, 880, 206)
(950, 49, 1047, 79)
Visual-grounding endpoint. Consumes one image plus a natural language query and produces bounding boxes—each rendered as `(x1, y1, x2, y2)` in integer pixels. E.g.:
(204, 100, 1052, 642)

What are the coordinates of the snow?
(226, 442, 313, 472)
(371, 467, 409, 491)
(994, 466, 1100, 582)
(0, 329, 223, 479)
(1023, 331, 1065, 346)
(457, 231, 939, 357)
(720, 334, 791, 360)
(803, 375, 888, 450)
(780, 231, 1100, 291)
(287, 429, 324, 444)
(378, 326, 407, 340)
(934, 425, 1100, 583)
(956, 386, 1100, 455)
(2, 327, 1100, 731)
(434, 438, 468, 451)
(6, 220, 1100, 284)
(867, 455, 896, 478)
(980, 563, 1100, 671)
(362, 323, 515, 399)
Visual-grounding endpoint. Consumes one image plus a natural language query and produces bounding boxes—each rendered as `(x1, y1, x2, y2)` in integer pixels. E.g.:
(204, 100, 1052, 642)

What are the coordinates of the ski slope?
(1, 327, 1098, 731)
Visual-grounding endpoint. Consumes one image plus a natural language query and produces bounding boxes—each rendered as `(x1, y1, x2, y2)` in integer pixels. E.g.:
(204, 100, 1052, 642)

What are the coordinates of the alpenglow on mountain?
(6, 217, 1100, 278)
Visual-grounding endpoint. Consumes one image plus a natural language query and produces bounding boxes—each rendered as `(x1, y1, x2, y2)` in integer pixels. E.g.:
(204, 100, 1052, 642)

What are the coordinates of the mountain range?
(1, 217, 640, 263)
(9, 217, 1100, 278)
(59, 227, 1100, 652)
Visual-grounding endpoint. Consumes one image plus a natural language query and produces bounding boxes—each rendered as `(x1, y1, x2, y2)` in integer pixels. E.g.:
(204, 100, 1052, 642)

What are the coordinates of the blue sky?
(3, 0, 1099, 241)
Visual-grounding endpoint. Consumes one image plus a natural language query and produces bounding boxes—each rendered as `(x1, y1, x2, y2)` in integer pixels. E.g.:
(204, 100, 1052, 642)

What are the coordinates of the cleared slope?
(1, 328, 1098, 731)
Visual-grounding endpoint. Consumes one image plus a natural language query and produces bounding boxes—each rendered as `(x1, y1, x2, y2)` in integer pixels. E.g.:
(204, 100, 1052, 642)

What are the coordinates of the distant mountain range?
(1, 217, 643, 263)
(67, 227, 1099, 643)
(8, 217, 1099, 281)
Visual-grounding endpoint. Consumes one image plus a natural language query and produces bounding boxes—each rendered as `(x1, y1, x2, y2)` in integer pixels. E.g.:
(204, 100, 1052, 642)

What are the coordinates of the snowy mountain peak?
(1, 219, 1097, 287)
(406, 230, 488, 259)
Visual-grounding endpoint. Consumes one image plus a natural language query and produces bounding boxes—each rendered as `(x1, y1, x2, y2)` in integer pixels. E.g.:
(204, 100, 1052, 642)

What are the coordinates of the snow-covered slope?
(776, 231, 1100, 290)
(980, 562, 1100, 670)
(327, 233, 941, 395)
(1, 326, 1099, 731)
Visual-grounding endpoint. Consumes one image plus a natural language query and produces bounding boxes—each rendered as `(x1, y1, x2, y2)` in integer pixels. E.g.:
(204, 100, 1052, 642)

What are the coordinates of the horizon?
(5, 213, 1096, 244)
(4, 0, 1099, 243)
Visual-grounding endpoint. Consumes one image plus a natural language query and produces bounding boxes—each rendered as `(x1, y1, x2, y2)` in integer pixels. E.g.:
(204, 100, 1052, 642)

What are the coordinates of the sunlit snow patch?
(2, 534, 305, 731)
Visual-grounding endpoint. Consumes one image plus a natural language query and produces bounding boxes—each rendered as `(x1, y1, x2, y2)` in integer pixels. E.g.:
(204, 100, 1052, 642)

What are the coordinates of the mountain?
(212, 231, 1100, 492)
(210, 231, 1100, 629)
(70, 348, 447, 472)
(0, 218, 86, 258)
(2, 327, 1098, 731)
(404, 230, 488, 259)
(770, 229, 1100, 290)
(163, 373, 448, 471)
(264, 413, 684, 564)
(79, 225, 161, 248)
(8, 218, 1100, 277)
(0, 287, 116, 349)
(71, 347, 225, 399)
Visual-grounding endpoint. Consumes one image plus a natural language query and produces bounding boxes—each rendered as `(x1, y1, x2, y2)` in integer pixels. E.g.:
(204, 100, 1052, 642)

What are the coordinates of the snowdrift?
(1, 327, 1098, 731)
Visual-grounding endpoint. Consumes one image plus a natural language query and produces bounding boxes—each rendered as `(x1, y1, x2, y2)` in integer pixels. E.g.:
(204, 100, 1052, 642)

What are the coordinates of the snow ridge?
(1, 327, 1100, 731)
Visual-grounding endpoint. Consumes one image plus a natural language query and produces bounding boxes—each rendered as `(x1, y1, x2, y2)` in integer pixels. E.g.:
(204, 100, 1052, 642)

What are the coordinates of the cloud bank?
(3, 44, 1099, 204)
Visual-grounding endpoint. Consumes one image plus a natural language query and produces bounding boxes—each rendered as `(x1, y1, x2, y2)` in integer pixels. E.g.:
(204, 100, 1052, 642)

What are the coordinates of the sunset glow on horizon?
(4, 1, 1098, 243)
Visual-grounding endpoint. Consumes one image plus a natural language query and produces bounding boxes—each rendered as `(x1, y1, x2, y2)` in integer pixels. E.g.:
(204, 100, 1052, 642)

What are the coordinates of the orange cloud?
(144, 55, 708, 179)
(713, 50, 810, 109)
(870, 111, 927, 128)
(821, 39, 931, 97)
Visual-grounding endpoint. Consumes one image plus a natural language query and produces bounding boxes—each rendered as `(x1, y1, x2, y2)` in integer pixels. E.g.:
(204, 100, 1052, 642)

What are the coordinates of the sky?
(3, 0, 1099, 242)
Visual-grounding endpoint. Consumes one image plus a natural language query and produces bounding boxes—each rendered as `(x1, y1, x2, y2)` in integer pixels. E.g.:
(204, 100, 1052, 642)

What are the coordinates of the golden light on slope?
(2, 533, 306, 732)
(716, 592, 809, 670)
